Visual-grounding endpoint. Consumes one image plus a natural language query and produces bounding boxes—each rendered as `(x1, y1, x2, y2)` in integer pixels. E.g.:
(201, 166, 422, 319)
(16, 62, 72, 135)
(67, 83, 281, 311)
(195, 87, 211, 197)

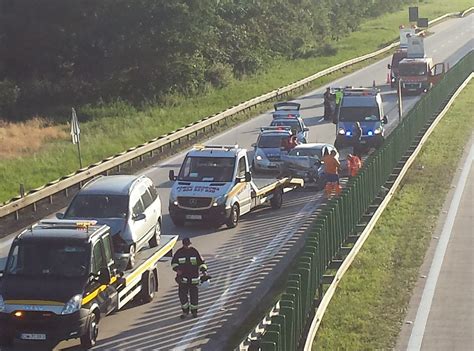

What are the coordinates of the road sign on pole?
(71, 107, 83, 168)
(409, 7, 419, 22)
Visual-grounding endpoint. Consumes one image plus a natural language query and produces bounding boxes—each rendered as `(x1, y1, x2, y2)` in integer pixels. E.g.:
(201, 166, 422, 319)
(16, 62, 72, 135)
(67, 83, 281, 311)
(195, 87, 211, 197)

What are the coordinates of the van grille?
(177, 197, 213, 209)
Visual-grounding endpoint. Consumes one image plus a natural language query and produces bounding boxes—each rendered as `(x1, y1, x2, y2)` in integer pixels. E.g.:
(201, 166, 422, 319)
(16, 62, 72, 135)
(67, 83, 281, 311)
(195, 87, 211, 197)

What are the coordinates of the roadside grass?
(0, 118, 67, 159)
(313, 81, 474, 350)
(0, 0, 471, 203)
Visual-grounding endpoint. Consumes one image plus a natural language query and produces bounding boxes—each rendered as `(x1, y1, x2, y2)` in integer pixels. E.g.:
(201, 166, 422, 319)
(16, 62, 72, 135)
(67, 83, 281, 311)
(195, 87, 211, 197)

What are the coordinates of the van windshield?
(339, 107, 380, 122)
(399, 63, 427, 76)
(178, 156, 235, 182)
(64, 195, 128, 219)
(5, 241, 90, 278)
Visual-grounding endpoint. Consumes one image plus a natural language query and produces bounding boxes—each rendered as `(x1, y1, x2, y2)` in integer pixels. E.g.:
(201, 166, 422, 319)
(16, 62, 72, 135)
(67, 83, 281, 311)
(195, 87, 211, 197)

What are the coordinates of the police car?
(252, 127, 294, 172)
(270, 115, 308, 143)
(335, 87, 388, 149)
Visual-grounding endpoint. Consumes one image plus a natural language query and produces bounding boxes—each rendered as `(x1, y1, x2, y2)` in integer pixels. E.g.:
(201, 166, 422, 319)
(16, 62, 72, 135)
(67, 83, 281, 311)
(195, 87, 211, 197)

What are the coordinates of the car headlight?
(374, 127, 382, 135)
(256, 155, 263, 161)
(0, 294, 5, 312)
(338, 128, 345, 135)
(213, 195, 227, 207)
(61, 294, 82, 315)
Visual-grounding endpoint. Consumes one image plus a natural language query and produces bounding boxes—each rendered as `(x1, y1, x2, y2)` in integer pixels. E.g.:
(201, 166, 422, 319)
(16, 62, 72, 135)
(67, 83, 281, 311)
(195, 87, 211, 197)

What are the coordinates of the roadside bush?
(318, 43, 338, 57)
(0, 80, 20, 117)
(205, 62, 234, 88)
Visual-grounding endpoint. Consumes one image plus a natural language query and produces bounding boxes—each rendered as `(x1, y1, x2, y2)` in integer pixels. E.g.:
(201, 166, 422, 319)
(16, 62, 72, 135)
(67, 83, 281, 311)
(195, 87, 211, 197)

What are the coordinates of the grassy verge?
(0, 0, 471, 204)
(313, 81, 473, 350)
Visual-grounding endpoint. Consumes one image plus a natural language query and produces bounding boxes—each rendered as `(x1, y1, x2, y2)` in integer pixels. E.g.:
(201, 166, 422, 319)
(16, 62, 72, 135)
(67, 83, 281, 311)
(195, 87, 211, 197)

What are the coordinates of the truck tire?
(270, 189, 283, 209)
(226, 203, 239, 228)
(80, 312, 99, 349)
(148, 220, 161, 247)
(141, 270, 157, 303)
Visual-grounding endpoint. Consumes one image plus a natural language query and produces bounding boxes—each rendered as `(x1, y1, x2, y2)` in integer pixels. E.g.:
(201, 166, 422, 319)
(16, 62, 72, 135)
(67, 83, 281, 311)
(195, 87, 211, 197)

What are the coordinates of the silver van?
(59, 175, 162, 268)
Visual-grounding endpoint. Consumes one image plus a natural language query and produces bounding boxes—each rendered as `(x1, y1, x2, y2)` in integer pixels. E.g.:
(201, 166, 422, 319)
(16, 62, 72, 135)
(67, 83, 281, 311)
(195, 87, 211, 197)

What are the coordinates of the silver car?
(60, 175, 162, 268)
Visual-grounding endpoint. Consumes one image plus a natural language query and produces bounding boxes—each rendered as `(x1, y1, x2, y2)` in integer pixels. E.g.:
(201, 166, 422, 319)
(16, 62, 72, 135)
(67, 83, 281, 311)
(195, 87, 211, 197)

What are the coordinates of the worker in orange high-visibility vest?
(347, 154, 362, 178)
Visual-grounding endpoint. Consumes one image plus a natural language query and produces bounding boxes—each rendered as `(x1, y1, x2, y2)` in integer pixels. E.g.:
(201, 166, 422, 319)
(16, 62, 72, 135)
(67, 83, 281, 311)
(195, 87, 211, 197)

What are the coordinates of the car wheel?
(226, 203, 239, 229)
(148, 221, 161, 247)
(80, 312, 99, 349)
(127, 244, 136, 269)
(270, 189, 283, 209)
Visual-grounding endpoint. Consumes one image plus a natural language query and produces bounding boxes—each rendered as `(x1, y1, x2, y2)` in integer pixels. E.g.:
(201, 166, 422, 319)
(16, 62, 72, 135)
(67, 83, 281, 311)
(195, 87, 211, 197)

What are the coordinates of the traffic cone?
(386, 73, 391, 84)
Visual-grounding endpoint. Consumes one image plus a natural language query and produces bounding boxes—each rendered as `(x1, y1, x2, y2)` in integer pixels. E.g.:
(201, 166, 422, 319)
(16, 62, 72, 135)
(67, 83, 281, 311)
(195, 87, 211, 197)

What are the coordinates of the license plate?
(360, 140, 367, 144)
(186, 214, 202, 220)
(20, 333, 46, 340)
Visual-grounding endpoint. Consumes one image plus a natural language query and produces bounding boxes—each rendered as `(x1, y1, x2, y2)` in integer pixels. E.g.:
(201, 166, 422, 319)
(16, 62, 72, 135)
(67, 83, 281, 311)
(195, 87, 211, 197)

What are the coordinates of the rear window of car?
(65, 195, 128, 219)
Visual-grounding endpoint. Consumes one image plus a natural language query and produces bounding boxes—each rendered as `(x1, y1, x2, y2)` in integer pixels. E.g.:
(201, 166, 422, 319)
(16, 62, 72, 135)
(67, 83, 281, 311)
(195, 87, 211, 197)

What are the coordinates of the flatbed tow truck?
(168, 145, 304, 228)
(0, 220, 177, 349)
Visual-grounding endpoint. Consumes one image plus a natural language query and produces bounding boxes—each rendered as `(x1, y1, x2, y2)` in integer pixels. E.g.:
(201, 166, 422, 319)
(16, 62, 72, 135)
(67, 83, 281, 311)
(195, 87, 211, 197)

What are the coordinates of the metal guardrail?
(0, 9, 470, 221)
(236, 50, 474, 351)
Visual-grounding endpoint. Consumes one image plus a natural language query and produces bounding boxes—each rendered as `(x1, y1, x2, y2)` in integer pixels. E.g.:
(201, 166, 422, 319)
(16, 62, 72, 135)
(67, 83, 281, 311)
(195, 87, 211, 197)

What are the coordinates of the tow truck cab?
(335, 88, 387, 149)
(168, 145, 303, 228)
(0, 220, 176, 348)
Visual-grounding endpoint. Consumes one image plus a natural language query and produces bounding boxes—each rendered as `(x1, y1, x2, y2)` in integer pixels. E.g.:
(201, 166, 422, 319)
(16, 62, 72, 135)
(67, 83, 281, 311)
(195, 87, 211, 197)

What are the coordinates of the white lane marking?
(317, 117, 325, 123)
(407, 143, 474, 350)
(172, 196, 322, 350)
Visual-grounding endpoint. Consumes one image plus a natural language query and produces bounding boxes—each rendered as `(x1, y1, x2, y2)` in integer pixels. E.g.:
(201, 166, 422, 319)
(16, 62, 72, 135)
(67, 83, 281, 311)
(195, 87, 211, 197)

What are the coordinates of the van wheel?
(270, 189, 283, 209)
(226, 203, 239, 228)
(141, 270, 157, 303)
(80, 312, 99, 349)
(127, 245, 136, 269)
(148, 221, 161, 247)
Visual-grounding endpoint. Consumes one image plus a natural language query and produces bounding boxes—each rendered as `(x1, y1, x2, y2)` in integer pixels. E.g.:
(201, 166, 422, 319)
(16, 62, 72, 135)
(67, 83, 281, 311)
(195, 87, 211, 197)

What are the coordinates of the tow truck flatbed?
(116, 235, 178, 309)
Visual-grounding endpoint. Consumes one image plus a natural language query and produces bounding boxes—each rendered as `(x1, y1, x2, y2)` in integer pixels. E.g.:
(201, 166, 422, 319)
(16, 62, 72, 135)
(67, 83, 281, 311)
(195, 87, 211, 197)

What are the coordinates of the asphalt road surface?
(1, 14, 472, 351)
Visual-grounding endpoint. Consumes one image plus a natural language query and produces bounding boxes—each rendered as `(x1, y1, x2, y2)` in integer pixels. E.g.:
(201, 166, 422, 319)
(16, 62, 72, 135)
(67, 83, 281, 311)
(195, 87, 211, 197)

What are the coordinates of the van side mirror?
(169, 170, 176, 181)
(245, 171, 252, 182)
(303, 127, 309, 132)
(56, 212, 64, 219)
(98, 267, 111, 285)
(387, 64, 391, 69)
(383, 116, 388, 124)
(251, 143, 256, 148)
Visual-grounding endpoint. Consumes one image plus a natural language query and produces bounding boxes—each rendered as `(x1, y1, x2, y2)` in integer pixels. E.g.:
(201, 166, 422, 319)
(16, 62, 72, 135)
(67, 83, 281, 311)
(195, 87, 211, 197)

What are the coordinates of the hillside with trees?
(0, 0, 410, 120)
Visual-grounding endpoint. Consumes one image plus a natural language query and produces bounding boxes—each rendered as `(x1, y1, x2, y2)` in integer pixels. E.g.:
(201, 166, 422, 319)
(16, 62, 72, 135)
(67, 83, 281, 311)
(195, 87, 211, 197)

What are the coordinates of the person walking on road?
(323, 150, 341, 197)
(172, 237, 208, 319)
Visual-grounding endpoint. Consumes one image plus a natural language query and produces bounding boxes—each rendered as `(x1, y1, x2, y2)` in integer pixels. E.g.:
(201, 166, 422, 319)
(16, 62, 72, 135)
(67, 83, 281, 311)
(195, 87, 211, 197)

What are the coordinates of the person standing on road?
(352, 121, 363, 158)
(172, 238, 208, 319)
(323, 150, 341, 197)
(334, 88, 343, 123)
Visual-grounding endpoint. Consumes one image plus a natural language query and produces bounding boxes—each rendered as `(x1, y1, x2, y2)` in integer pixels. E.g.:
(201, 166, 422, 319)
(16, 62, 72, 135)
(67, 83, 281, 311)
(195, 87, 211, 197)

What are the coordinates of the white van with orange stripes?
(168, 145, 303, 228)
